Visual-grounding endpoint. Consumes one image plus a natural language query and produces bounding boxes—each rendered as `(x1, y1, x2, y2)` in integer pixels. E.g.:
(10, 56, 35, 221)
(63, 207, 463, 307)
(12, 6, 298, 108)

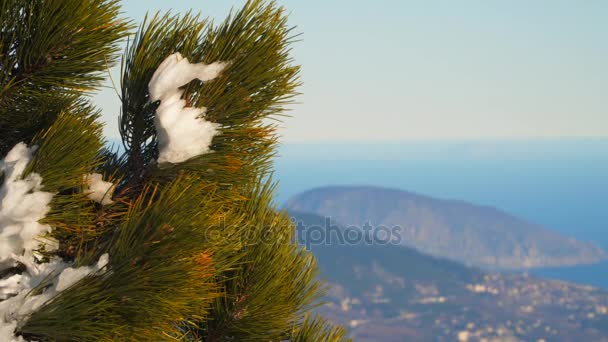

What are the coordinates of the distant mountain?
(292, 211, 483, 298)
(291, 212, 608, 341)
(286, 186, 606, 269)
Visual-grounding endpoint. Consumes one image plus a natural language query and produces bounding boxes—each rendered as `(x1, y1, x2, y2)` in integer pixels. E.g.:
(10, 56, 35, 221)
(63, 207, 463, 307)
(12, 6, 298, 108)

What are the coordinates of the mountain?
(285, 186, 606, 269)
(291, 212, 608, 341)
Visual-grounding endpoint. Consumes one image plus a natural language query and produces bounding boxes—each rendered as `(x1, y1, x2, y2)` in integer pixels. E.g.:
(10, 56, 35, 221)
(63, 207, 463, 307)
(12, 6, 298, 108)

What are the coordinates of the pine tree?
(0, 0, 349, 340)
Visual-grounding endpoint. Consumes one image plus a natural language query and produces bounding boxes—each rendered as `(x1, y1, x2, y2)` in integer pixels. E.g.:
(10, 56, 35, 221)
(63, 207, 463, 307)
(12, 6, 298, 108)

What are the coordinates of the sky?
(94, 0, 608, 142)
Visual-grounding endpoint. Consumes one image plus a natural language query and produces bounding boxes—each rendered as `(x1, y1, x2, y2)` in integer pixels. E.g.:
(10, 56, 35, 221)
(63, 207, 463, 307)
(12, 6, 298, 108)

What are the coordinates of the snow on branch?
(148, 52, 227, 165)
(0, 143, 55, 262)
(0, 143, 110, 341)
(84, 173, 115, 205)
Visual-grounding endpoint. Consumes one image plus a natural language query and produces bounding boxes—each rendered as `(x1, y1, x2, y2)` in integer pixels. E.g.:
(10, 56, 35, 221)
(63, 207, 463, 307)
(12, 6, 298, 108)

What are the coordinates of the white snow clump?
(148, 52, 227, 164)
(84, 173, 115, 205)
(0, 143, 54, 263)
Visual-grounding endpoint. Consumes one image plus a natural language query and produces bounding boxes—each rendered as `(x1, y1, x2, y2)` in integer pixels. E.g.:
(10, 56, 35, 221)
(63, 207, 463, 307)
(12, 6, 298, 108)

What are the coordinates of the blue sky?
(95, 0, 608, 142)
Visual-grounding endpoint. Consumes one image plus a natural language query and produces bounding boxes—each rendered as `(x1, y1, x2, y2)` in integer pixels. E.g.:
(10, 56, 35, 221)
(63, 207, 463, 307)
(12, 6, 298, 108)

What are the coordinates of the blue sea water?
(273, 139, 608, 289)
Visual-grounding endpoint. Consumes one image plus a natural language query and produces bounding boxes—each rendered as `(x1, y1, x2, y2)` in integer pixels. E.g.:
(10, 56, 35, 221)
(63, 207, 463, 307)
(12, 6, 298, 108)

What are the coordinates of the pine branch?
(119, 0, 300, 190)
(20, 176, 240, 340)
(0, 2, 350, 341)
(191, 181, 322, 341)
(25, 101, 105, 192)
(119, 12, 209, 184)
(289, 314, 352, 342)
(0, 0, 131, 155)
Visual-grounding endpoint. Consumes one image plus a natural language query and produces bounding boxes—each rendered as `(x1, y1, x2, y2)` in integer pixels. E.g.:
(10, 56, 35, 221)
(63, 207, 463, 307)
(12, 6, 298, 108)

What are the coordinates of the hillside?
(290, 212, 608, 341)
(286, 186, 606, 269)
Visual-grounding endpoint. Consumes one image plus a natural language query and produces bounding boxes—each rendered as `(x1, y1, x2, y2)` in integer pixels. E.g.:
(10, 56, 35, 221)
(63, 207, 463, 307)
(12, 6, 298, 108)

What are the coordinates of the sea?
(272, 139, 608, 289)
